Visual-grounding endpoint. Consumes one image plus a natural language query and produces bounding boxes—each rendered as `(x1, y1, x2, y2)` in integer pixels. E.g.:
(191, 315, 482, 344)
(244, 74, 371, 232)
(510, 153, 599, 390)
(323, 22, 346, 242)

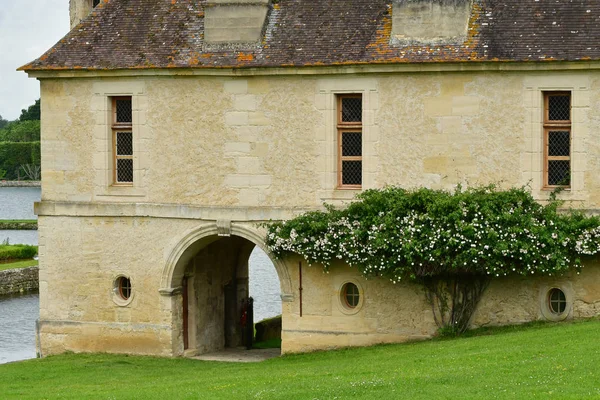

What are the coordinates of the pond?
(0, 293, 39, 364)
(0, 187, 40, 221)
(0, 186, 40, 245)
(0, 186, 282, 364)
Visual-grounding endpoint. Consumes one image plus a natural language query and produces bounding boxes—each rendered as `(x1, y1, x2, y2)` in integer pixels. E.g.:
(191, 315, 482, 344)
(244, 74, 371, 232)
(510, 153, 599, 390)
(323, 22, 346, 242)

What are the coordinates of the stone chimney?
(70, 0, 100, 30)
(391, 0, 472, 45)
(204, 0, 271, 46)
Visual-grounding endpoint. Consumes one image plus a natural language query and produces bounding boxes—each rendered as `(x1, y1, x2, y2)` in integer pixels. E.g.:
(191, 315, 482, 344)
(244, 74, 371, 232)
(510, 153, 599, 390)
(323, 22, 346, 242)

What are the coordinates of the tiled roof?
(20, 0, 600, 71)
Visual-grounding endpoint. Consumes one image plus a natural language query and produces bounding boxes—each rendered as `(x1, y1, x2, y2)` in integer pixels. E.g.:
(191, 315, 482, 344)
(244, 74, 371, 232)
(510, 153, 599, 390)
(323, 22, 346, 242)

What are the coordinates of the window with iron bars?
(112, 97, 133, 185)
(337, 94, 362, 189)
(543, 92, 571, 188)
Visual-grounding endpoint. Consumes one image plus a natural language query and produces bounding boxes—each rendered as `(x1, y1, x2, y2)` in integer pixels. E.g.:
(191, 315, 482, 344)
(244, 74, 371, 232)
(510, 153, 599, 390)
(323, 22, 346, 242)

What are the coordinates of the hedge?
(0, 245, 38, 261)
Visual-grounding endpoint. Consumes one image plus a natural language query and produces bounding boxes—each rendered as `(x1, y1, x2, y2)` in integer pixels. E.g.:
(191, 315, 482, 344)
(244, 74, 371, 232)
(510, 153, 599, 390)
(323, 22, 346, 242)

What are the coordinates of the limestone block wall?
(280, 257, 435, 353)
(473, 258, 600, 326)
(36, 215, 201, 356)
(35, 210, 600, 357)
(38, 69, 600, 211)
(0, 267, 39, 296)
(281, 257, 600, 354)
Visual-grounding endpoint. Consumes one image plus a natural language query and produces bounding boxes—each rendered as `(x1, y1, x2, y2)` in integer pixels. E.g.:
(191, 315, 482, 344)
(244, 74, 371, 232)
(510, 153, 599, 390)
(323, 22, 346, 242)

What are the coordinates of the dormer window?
(93, 0, 100, 7)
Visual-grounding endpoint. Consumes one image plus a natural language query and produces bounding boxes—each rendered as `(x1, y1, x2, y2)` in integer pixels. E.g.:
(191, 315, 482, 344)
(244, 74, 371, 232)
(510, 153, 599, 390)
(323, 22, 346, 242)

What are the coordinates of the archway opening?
(249, 246, 282, 348)
(179, 235, 282, 355)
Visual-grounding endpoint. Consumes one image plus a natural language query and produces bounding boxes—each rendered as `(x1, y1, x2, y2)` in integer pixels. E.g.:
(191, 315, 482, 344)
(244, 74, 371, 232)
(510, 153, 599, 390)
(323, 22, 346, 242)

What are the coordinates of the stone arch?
(160, 222, 293, 299)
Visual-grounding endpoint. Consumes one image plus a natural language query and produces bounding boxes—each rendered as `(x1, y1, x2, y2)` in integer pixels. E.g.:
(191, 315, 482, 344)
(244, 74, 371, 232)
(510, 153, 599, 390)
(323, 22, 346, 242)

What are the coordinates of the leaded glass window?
(544, 93, 571, 188)
(112, 97, 133, 184)
(337, 94, 362, 188)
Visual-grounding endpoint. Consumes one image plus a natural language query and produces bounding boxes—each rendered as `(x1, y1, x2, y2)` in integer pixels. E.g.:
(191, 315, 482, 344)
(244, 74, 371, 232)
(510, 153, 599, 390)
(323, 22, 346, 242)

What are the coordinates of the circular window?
(342, 282, 360, 309)
(548, 288, 567, 314)
(112, 275, 134, 306)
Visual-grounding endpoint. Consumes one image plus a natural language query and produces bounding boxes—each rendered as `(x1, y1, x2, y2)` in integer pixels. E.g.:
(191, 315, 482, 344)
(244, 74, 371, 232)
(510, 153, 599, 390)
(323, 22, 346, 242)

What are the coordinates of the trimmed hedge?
(0, 141, 40, 180)
(0, 245, 38, 261)
(0, 221, 37, 230)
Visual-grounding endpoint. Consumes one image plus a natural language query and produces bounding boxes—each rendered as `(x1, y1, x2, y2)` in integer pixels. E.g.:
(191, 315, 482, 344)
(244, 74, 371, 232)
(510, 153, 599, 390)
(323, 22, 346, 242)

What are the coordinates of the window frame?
(548, 287, 567, 314)
(111, 96, 133, 186)
(342, 282, 360, 309)
(336, 94, 363, 189)
(543, 91, 571, 189)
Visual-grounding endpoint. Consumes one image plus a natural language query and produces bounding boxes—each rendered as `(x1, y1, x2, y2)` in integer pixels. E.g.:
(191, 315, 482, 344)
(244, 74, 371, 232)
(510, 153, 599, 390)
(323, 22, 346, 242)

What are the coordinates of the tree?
(0, 115, 8, 130)
(19, 99, 41, 122)
(0, 120, 40, 142)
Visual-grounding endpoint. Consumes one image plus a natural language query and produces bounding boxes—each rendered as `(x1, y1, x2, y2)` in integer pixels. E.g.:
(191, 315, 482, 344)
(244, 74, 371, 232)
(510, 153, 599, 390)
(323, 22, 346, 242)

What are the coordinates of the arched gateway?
(160, 223, 293, 356)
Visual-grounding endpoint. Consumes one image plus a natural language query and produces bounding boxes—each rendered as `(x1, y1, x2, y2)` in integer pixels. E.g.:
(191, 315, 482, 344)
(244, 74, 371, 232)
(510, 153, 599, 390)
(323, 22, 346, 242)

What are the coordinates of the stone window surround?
(112, 274, 134, 307)
(539, 284, 572, 321)
(315, 78, 379, 205)
(91, 80, 148, 200)
(522, 75, 590, 202)
(336, 278, 365, 316)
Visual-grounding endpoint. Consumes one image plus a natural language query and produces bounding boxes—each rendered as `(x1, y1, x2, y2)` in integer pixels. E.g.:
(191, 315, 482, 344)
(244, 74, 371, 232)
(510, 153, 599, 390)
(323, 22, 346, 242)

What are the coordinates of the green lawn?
(1, 319, 600, 399)
(0, 259, 38, 271)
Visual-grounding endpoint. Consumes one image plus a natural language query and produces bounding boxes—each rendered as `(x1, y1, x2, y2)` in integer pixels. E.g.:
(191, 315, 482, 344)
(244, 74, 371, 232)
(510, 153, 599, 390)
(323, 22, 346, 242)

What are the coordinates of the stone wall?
(33, 67, 600, 357)
(0, 267, 39, 296)
(39, 70, 597, 209)
(34, 209, 600, 357)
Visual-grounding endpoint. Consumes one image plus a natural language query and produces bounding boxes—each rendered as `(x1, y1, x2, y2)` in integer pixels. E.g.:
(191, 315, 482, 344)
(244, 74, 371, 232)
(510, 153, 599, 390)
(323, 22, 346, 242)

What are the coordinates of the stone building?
(20, 0, 600, 357)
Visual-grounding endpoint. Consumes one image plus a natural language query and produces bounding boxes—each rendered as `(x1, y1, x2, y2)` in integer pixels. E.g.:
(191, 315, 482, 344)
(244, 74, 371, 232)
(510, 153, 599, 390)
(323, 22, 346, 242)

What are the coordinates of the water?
(249, 247, 282, 322)
(0, 293, 39, 364)
(0, 230, 38, 245)
(0, 187, 40, 220)
(0, 186, 41, 245)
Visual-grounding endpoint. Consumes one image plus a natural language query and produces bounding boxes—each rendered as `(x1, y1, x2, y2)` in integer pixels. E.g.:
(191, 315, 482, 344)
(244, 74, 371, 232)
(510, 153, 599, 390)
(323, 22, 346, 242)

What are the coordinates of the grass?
(2, 318, 600, 399)
(0, 219, 37, 224)
(0, 259, 38, 271)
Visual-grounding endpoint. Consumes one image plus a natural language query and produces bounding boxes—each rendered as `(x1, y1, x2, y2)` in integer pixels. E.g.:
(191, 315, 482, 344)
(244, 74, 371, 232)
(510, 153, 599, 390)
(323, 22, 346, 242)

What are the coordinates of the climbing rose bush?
(266, 186, 600, 283)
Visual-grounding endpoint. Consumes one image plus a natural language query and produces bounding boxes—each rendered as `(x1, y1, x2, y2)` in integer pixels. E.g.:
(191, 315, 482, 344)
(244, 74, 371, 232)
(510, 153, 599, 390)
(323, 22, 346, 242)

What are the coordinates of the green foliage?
(0, 142, 40, 180)
(0, 220, 38, 230)
(0, 244, 38, 261)
(18, 99, 41, 122)
(0, 120, 41, 142)
(266, 186, 600, 283)
(0, 115, 8, 130)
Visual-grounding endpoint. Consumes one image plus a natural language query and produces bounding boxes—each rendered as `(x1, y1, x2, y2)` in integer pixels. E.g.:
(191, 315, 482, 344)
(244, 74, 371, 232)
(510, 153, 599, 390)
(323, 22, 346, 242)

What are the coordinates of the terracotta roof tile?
(20, 0, 600, 71)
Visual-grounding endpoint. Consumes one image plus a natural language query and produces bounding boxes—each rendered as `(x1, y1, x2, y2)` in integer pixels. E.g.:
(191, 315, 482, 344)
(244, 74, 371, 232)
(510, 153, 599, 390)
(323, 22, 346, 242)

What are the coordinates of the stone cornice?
(24, 61, 600, 79)
(34, 201, 314, 222)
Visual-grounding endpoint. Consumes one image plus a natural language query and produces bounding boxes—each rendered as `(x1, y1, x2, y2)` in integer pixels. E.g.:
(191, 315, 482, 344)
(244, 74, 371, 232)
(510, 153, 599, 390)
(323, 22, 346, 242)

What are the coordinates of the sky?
(0, 0, 70, 121)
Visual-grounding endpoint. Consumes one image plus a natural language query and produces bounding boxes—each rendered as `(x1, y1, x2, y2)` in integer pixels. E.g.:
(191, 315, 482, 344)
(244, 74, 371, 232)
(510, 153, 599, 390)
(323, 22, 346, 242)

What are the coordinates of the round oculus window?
(117, 276, 132, 300)
(548, 288, 567, 314)
(342, 282, 360, 309)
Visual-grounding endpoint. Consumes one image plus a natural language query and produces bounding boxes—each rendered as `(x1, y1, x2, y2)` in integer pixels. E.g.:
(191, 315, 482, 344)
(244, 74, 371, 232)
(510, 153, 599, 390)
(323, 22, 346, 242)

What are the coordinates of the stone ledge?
(35, 201, 316, 222)
(0, 266, 39, 296)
